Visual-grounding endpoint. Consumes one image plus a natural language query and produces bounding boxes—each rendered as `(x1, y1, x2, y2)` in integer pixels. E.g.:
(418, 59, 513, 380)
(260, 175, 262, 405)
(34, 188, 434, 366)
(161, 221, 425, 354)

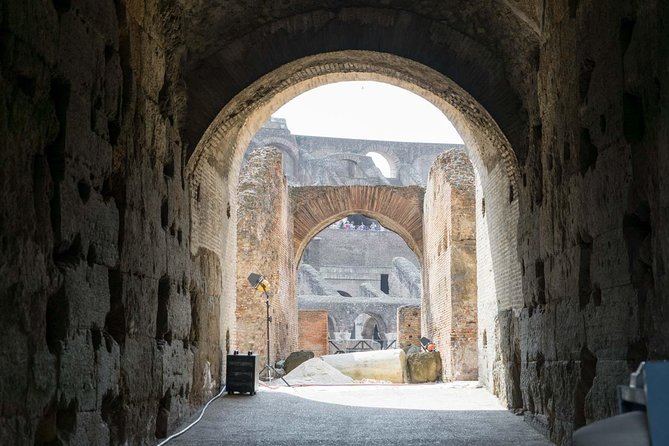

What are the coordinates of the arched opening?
(366, 152, 393, 178)
(191, 51, 521, 410)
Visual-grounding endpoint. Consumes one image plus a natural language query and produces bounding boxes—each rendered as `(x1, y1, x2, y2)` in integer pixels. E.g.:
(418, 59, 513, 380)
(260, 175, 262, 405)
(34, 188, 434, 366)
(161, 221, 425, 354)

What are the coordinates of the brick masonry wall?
(397, 305, 421, 349)
(298, 310, 329, 357)
(236, 149, 298, 368)
(423, 150, 477, 380)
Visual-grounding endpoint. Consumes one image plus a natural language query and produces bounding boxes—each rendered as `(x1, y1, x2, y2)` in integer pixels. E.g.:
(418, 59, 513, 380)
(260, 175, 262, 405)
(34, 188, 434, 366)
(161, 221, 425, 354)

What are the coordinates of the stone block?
(284, 351, 315, 374)
(406, 351, 442, 383)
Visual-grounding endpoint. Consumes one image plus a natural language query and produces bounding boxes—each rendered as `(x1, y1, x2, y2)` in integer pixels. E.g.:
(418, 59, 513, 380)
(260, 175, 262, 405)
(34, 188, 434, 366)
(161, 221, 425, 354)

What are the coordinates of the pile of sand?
(283, 357, 354, 385)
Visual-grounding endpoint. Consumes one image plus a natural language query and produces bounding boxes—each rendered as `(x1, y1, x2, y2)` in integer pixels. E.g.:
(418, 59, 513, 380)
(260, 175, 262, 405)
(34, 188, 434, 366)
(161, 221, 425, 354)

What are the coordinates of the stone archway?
(290, 185, 425, 265)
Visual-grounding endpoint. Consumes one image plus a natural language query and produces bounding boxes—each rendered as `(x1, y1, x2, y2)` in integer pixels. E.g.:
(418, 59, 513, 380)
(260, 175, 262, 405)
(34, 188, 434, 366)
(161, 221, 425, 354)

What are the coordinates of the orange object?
(426, 343, 435, 352)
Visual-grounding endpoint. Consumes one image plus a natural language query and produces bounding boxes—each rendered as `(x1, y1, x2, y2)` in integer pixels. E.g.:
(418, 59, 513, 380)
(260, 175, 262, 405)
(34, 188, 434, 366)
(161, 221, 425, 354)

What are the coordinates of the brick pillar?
(298, 310, 329, 357)
(397, 305, 421, 349)
(236, 148, 297, 369)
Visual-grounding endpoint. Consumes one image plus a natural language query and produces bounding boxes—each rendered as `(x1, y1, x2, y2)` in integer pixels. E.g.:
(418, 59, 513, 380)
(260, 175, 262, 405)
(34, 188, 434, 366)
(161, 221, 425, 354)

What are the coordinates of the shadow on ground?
(167, 385, 552, 445)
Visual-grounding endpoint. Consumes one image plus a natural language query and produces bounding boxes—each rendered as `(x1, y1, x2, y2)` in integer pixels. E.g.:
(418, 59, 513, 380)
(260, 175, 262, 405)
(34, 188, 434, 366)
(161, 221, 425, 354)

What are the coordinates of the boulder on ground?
(406, 351, 442, 383)
(284, 350, 314, 374)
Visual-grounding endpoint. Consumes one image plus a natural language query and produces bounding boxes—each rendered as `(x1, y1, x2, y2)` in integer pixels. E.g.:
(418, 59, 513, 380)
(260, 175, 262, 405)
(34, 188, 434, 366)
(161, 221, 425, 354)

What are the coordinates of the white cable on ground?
(157, 385, 227, 445)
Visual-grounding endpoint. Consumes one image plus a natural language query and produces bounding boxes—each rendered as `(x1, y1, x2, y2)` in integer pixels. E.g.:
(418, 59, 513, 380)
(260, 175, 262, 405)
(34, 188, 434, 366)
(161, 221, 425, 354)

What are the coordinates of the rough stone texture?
(284, 350, 315, 374)
(298, 263, 338, 296)
(423, 151, 478, 381)
(389, 257, 422, 300)
(236, 148, 297, 368)
(297, 310, 329, 357)
(406, 351, 443, 383)
(397, 305, 421, 349)
(245, 117, 460, 186)
(4, 1, 669, 445)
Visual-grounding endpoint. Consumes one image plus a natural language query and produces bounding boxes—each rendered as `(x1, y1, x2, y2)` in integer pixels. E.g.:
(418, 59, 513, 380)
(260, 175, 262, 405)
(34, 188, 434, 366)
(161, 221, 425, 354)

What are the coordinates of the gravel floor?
(166, 382, 552, 445)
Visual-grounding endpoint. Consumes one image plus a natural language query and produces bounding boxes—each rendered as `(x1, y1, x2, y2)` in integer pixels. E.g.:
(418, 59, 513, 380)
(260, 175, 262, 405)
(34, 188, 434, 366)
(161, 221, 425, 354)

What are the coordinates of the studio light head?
(247, 273, 270, 291)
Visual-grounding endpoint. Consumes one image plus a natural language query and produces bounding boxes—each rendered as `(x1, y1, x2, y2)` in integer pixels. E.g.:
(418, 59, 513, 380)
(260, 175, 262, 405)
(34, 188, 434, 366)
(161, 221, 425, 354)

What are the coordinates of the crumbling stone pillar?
(236, 148, 297, 368)
(397, 305, 421, 349)
(423, 150, 477, 380)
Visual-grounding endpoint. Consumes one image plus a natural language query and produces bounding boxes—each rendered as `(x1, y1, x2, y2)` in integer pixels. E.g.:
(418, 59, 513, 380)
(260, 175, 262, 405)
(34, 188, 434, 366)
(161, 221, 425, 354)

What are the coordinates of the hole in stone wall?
(568, 0, 579, 18)
(34, 401, 59, 445)
(17, 74, 36, 98)
(623, 92, 645, 144)
(532, 124, 542, 151)
(91, 327, 102, 351)
(620, 17, 636, 56)
(380, 274, 389, 294)
(482, 330, 487, 347)
(578, 234, 593, 309)
(535, 259, 545, 305)
(108, 119, 121, 146)
(509, 184, 514, 203)
(481, 197, 485, 217)
(155, 389, 171, 439)
(51, 0, 71, 15)
(578, 58, 595, 102)
(226, 202, 231, 219)
(105, 268, 126, 349)
(33, 155, 50, 234)
(337, 290, 352, 297)
(53, 233, 82, 268)
(563, 141, 571, 162)
(189, 284, 200, 348)
(77, 180, 91, 204)
(225, 328, 231, 353)
(579, 128, 598, 176)
(101, 391, 126, 444)
(536, 351, 545, 378)
(156, 274, 171, 344)
(177, 228, 183, 245)
(46, 77, 70, 240)
(163, 157, 175, 178)
(56, 398, 77, 442)
(592, 283, 602, 306)
(161, 198, 169, 228)
(87, 244, 97, 266)
(599, 114, 607, 134)
(46, 285, 68, 355)
(104, 44, 114, 62)
(573, 346, 597, 429)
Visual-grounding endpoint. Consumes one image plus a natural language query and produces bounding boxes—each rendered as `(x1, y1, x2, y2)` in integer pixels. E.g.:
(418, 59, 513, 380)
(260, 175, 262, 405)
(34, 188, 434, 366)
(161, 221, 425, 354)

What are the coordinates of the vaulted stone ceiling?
(170, 1, 542, 159)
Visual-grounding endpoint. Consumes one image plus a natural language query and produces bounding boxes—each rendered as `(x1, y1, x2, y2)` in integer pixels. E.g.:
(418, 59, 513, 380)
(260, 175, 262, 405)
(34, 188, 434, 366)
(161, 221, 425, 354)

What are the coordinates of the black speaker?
(226, 352, 259, 395)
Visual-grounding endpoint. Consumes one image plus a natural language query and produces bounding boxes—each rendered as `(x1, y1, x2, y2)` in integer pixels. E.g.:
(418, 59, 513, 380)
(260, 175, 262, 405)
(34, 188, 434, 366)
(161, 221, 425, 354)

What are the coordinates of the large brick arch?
(291, 186, 425, 265)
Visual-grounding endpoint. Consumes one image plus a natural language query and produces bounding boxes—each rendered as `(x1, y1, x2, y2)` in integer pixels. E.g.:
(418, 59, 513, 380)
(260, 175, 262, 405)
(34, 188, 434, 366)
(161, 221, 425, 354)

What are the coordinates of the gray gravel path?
(167, 383, 552, 445)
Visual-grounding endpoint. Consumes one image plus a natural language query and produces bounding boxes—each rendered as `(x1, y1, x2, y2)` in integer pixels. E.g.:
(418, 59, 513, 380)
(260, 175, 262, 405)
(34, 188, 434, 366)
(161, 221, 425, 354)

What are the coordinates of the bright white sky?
(272, 81, 464, 145)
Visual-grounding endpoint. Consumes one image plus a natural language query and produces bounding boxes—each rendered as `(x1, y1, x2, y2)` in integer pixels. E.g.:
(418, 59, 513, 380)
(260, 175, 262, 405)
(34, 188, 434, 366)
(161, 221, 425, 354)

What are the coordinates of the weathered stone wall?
(236, 149, 297, 367)
(298, 310, 329, 357)
(511, 2, 669, 443)
(397, 305, 421, 349)
(389, 257, 422, 300)
(423, 151, 477, 381)
(0, 0, 226, 443)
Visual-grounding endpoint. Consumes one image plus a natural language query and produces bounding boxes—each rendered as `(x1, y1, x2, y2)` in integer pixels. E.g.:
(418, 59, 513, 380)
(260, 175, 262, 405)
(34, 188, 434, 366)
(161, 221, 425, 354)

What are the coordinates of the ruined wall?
(423, 151, 477, 380)
(236, 149, 297, 367)
(397, 305, 421, 349)
(389, 257, 422, 300)
(298, 310, 329, 357)
(511, 2, 669, 443)
(0, 0, 225, 443)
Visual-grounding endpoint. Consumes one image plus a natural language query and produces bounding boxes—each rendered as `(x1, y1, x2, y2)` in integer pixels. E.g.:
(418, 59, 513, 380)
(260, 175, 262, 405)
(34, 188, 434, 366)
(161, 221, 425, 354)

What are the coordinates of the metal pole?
(264, 289, 272, 381)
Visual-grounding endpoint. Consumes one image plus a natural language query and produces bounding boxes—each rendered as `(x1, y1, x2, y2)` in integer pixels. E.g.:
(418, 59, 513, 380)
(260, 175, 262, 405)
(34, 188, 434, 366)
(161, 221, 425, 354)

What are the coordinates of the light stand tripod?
(248, 273, 290, 387)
